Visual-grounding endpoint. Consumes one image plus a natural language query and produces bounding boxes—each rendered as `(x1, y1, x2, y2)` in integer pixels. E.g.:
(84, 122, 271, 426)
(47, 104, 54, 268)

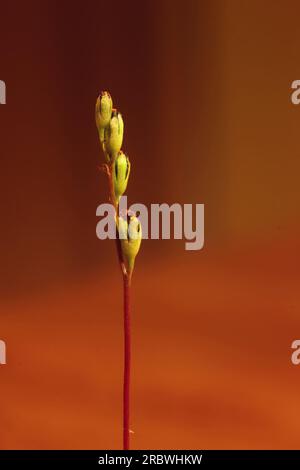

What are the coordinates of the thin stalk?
(123, 274, 131, 450)
(105, 161, 131, 449)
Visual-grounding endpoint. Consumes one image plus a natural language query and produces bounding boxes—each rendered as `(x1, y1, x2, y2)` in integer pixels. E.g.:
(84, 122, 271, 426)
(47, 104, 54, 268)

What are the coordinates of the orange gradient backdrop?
(0, 0, 300, 449)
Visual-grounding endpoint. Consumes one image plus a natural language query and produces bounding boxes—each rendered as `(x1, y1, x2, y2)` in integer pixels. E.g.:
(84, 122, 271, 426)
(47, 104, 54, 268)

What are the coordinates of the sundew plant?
(95, 91, 142, 450)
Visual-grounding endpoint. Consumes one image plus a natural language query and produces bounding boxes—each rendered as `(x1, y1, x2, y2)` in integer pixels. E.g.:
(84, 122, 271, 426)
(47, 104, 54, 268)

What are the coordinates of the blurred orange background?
(1, 0, 300, 449)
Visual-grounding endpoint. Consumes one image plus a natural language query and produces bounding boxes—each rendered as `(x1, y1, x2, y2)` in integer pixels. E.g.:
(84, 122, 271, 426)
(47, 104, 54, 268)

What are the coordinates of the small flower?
(95, 91, 113, 135)
(118, 215, 142, 275)
(104, 110, 124, 156)
(112, 151, 131, 203)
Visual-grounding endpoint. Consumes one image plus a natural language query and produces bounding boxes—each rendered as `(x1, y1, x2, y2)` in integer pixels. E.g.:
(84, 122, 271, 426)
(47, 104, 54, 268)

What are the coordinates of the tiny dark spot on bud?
(115, 162, 118, 178)
(125, 159, 129, 179)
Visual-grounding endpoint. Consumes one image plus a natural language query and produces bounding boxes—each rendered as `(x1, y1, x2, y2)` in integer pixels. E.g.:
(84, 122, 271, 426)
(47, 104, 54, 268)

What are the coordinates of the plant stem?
(105, 162, 131, 448)
(123, 274, 131, 450)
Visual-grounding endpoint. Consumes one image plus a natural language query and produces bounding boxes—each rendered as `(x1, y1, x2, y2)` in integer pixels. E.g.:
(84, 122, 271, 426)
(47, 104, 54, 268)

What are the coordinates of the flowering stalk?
(95, 91, 142, 450)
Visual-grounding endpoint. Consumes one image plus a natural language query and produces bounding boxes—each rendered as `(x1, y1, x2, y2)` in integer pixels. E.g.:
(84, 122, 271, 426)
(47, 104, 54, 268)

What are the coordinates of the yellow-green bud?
(95, 91, 113, 133)
(112, 152, 130, 202)
(104, 110, 124, 155)
(118, 215, 142, 274)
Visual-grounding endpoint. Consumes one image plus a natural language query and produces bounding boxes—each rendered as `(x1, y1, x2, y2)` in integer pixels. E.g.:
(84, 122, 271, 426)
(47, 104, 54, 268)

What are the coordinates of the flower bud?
(118, 215, 142, 274)
(104, 110, 124, 155)
(95, 91, 113, 133)
(112, 152, 130, 202)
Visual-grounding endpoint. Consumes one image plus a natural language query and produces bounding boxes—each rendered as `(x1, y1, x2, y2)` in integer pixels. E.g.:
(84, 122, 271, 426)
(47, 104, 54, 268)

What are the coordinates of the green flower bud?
(95, 91, 113, 133)
(118, 215, 142, 275)
(104, 110, 124, 155)
(112, 151, 130, 203)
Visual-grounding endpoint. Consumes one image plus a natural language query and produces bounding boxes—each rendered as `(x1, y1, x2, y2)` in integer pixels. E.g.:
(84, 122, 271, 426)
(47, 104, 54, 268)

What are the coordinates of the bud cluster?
(95, 91, 141, 277)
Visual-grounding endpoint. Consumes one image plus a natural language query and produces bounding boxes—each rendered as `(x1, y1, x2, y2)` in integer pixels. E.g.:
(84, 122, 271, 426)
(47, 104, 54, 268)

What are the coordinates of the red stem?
(123, 275, 131, 450)
(104, 161, 131, 449)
